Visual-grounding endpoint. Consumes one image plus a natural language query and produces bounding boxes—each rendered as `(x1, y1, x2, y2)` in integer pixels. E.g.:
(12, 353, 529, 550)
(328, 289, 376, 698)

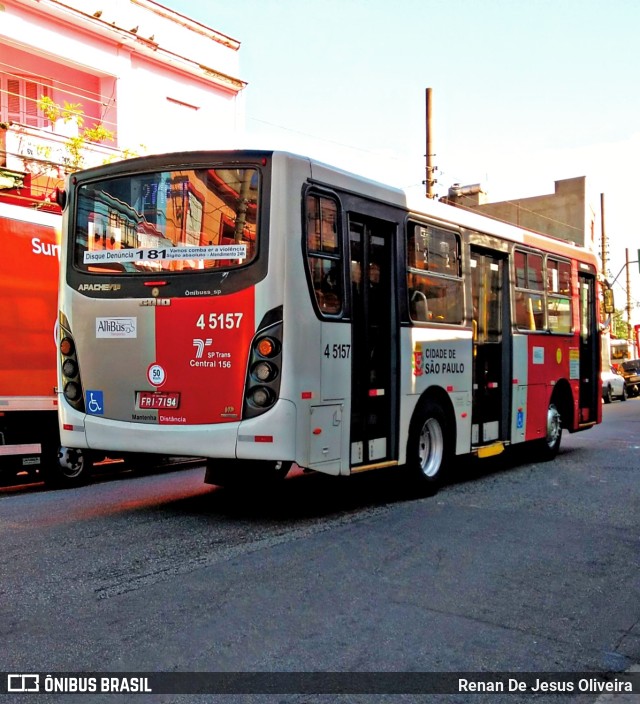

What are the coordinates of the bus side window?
(514, 249, 545, 331)
(407, 222, 462, 325)
(515, 291, 531, 329)
(310, 257, 342, 314)
(515, 291, 544, 331)
(547, 257, 572, 333)
(306, 193, 343, 316)
(408, 271, 462, 324)
(410, 288, 429, 321)
(319, 262, 341, 313)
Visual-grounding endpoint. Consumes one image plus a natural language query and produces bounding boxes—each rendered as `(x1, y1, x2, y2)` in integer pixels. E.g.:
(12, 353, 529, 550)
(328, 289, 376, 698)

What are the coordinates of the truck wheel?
(43, 446, 91, 488)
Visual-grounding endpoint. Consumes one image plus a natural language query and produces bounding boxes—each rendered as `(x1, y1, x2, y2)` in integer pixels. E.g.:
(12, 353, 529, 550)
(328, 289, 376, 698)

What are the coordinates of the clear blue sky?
(164, 0, 640, 302)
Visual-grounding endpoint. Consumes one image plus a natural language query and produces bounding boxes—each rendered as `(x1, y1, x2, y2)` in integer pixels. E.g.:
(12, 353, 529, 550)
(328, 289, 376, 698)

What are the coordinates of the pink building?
(0, 0, 245, 481)
(1, 0, 246, 200)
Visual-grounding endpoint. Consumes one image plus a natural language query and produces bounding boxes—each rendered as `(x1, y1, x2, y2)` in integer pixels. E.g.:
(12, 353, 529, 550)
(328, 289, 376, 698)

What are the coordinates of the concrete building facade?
(446, 176, 596, 252)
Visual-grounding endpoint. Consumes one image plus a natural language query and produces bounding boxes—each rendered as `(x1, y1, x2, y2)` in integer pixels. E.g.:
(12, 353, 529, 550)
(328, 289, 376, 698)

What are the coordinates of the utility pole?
(600, 193, 608, 278)
(425, 88, 436, 199)
(626, 248, 633, 350)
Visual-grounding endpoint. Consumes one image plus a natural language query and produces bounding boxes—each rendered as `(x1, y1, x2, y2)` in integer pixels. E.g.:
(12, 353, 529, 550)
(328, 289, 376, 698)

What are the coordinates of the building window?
(1, 74, 51, 128)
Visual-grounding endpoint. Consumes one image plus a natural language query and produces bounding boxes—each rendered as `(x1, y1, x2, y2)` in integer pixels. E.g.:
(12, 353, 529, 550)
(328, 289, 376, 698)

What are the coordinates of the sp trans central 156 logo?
(96, 317, 137, 338)
(193, 338, 213, 358)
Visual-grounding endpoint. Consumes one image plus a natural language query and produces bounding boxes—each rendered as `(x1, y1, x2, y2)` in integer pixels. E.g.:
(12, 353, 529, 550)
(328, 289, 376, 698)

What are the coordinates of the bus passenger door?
(348, 216, 396, 468)
(470, 248, 510, 446)
(578, 271, 599, 424)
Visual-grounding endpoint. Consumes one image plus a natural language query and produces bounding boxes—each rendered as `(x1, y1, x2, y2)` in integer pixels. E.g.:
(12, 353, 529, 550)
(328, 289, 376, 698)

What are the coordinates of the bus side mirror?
(603, 287, 614, 315)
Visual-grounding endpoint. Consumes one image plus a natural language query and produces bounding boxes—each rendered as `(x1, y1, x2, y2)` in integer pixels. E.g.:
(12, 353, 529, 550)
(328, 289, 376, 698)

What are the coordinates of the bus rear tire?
(405, 399, 449, 495)
(43, 446, 91, 488)
(537, 402, 562, 461)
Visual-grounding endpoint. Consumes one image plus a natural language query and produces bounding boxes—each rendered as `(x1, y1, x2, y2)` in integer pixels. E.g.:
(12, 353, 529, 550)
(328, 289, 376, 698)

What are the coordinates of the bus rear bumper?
(235, 399, 296, 461)
(61, 399, 297, 461)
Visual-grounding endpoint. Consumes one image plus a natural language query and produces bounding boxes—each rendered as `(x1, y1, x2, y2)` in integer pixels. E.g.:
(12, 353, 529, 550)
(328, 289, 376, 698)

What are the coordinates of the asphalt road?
(1, 399, 639, 703)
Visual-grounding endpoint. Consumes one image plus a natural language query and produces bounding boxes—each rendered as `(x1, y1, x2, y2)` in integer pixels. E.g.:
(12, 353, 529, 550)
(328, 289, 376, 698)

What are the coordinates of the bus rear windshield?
(74, 167, 259, 274)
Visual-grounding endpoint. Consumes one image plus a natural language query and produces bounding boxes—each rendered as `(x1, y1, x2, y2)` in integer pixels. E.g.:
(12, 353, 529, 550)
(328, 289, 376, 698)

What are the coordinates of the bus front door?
(470, 249, 510, 447)
(348, 216, 396, 469)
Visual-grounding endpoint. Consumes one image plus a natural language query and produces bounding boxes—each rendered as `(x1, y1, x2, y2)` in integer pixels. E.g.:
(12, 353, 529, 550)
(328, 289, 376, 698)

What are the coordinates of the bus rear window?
(74, 167, 259, 274)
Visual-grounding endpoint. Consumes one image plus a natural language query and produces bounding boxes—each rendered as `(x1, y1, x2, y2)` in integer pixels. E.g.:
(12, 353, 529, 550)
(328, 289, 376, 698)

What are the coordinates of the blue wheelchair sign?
(86, 390, 104, 415)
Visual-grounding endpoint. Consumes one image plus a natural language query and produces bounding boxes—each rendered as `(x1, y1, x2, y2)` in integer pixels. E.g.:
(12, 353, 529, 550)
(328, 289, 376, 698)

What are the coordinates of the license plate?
(136, 391, 180, 409)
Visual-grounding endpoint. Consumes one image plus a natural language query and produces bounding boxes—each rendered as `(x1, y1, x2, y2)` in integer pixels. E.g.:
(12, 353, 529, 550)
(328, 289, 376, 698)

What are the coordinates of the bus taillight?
(243, 320, 283, 419)
(248, 386, 275, 408)
(62, 358, 78, 378)
(60, 336, 75, 356)
(63, 381, 81, 402)
(256, 337, 279, 357)
(59, 325, 85, 412)
(251, 361, 277, 383)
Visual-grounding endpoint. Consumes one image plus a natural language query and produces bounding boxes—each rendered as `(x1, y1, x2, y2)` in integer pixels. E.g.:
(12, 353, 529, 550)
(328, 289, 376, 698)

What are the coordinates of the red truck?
(0, 199, 166, 486)
(0, 199, 68, 483)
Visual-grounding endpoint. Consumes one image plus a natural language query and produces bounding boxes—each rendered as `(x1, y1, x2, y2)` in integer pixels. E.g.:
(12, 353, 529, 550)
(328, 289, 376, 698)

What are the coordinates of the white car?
(601, 366, 627, 403)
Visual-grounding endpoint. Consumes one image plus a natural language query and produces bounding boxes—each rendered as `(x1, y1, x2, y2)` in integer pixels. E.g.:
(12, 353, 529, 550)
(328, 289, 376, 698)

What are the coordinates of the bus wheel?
(406, 400, 449, 494)
(44, 446, 91, 488)
(538, 403, 562, 461)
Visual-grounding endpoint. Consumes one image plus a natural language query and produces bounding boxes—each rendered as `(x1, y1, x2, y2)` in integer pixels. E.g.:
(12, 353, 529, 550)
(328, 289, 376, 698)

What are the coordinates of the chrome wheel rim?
(545, 405, 561, 449)
(57, 447, 85, 479)
(418, 417, 444, 478)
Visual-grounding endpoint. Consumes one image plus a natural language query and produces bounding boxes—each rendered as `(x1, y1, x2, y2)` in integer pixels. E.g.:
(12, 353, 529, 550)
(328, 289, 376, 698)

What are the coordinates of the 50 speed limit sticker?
(147, 363, 166, 387)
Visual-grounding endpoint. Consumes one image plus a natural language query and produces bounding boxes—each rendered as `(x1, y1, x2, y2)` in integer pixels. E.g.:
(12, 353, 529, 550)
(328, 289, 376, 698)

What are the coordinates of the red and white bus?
(56, 150, 603, 492)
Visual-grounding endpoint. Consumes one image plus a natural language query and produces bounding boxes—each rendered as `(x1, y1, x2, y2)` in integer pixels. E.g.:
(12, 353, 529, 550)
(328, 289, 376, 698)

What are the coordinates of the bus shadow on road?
(165, 446, 552, 523)
(160, 470, 409, 523)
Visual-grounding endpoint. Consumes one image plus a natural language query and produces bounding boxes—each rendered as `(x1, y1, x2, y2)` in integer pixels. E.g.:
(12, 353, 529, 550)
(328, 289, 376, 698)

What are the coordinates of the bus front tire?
(406, 399, 449, 495)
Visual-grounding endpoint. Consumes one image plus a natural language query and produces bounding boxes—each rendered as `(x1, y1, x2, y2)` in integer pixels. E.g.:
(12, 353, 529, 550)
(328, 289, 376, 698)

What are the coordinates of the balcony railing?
(1, 120, 124, 177)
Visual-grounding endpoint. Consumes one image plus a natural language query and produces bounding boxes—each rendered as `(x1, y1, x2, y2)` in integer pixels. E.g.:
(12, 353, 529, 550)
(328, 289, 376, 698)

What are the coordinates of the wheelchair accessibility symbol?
(86, 390, 104, 415)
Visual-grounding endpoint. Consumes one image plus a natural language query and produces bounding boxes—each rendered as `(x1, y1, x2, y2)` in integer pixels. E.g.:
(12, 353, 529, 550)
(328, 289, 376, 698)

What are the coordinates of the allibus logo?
(95, 317, 137, 338)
